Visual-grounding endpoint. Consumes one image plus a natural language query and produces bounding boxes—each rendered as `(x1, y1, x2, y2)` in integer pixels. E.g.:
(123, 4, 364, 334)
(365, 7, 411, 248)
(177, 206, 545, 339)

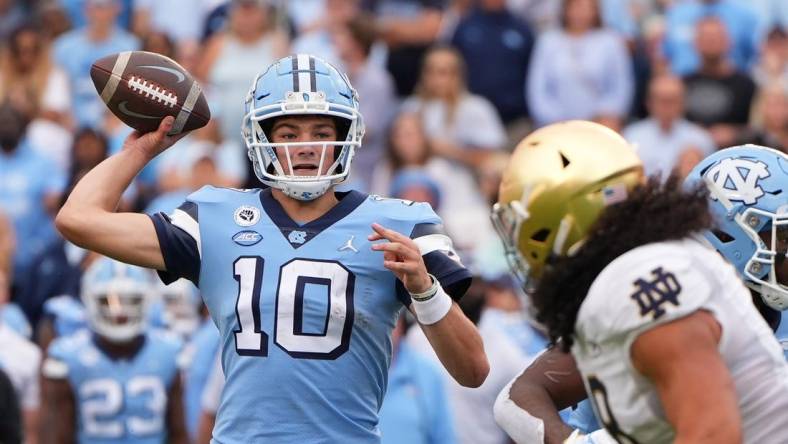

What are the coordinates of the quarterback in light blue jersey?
(40, 258, 187, 444)
(56, 54, 489, 443)
(494, 144, 788, 443)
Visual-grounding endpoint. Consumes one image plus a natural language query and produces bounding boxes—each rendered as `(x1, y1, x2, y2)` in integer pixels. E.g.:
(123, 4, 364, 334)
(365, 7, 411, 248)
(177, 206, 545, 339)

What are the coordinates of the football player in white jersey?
(494, 143, 788, 444)
(491, 121, 788, 444)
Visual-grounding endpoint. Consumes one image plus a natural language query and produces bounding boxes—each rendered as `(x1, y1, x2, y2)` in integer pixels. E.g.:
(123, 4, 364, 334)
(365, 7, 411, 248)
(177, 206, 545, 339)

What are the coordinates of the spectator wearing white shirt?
(132, 0, 209, 46)
(527, 0, 633, 130)
(624, 75, 716, 181)
(0, 269, 41, 444)
(402, 46, 507, 171)
(196, 0, 288, 172)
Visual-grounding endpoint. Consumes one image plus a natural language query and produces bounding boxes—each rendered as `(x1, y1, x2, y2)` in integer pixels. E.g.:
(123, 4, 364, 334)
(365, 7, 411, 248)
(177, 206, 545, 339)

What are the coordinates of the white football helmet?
(81, 258, 153, 342)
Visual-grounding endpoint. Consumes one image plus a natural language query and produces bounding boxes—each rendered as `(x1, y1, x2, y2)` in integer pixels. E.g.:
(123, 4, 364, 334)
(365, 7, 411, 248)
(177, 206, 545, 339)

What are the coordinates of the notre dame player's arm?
(166, 374, 188, 444)
(632, 310, 741, 444)
(56, 118, 185, 271)
(40, 375, 75, 444)
(494, 345, 585, 444)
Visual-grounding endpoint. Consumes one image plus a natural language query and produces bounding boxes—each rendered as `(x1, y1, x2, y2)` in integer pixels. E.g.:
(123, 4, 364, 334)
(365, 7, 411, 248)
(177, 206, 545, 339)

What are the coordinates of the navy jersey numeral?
(587, 376, 641, 444)
(233, 257, 355, 359)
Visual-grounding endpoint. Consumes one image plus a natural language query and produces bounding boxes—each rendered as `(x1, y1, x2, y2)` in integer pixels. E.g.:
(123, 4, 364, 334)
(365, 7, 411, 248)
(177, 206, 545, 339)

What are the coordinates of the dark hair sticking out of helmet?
(532, 175, 713, 351)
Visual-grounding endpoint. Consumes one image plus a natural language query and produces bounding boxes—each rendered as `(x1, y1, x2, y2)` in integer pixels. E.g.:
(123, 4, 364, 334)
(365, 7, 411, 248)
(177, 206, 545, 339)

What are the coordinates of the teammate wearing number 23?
(56, 54, 489, 443)
(40, 257, 187, 444)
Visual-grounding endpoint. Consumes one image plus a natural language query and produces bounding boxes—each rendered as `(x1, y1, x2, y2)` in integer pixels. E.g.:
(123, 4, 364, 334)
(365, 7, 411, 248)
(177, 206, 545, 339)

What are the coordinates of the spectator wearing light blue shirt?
(527, 0, 633, 130)
(735, 0, 788, 36)
(662, 0, 761, 76)
(52, 0, 139, 129)
(59, 0, 133, 29)
(0, 103, 65, 289)
(623, 75, 716, 181)
(132, 0, 209, 45)
(379, 317, 456, 444)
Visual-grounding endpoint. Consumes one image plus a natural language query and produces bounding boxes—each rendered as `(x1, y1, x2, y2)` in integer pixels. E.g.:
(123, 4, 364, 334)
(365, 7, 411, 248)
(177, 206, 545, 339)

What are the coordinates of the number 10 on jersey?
(233, 256, 355, 360)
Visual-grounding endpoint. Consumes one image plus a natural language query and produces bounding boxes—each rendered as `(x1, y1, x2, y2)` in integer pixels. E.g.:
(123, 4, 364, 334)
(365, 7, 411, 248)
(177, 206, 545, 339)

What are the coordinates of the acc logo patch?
(705, 158, 770, 205)
(234, 205, 261, 227)
(233, 230, 263, 246)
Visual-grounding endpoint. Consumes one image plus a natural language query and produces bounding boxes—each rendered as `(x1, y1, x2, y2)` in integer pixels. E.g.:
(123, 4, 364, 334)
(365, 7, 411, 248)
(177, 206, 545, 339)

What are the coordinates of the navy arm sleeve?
(149, 201, 201, 285)
(396, 222, 473, 306)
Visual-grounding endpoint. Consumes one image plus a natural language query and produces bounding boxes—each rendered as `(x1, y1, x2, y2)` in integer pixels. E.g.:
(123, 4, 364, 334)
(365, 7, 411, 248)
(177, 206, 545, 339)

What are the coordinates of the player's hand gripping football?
(122, 116, 187, 160)
(369, 223, 433, 294)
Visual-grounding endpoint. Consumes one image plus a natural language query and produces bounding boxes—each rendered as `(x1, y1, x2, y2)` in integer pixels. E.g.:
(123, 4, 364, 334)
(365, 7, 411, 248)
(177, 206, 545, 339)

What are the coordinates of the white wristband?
(412, 284, 452, 325)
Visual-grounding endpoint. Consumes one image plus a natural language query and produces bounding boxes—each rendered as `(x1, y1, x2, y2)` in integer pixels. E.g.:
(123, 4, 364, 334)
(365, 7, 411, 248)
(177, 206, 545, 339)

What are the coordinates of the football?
(90, 51, 210, 135)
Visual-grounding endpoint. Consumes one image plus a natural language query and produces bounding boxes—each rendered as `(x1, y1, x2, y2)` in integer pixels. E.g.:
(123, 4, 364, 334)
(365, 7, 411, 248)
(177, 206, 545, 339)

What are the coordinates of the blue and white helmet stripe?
(242, 54, 365, 201)
(686, 145, 788, 310)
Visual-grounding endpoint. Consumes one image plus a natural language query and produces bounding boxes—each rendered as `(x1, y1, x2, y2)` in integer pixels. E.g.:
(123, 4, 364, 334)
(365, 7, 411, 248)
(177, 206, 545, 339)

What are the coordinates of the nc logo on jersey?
(234, 205, 261, 227)
(288, 230, 307, 244)
(705, 158, 770, 205)
(233, 230, 263, 246)
(630, 267, 682, 320)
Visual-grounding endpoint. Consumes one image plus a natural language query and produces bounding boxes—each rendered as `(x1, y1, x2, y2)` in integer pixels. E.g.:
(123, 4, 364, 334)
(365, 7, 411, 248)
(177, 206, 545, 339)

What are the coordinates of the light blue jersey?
(566, 400, 600, 433)
(42, 295, 88, 338)
(1, 303, 32, 339)
(182, 319, 221, 440)
(150, 187, 471, 443)
(45, 330, 182, 444)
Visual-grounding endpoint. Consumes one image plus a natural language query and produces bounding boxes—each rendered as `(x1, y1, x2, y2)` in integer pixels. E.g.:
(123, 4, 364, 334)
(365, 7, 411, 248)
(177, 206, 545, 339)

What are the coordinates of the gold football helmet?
(492, 121, 643, 285)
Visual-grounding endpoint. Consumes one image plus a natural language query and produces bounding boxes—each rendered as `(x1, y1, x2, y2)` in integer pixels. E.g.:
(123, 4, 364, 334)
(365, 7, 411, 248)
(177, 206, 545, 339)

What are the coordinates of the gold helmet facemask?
(492, 121, 644, 288)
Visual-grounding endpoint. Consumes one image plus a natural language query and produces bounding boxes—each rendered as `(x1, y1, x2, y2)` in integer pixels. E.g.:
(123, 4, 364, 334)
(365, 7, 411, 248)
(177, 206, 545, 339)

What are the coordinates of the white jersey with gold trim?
(572, 239, 788, 443)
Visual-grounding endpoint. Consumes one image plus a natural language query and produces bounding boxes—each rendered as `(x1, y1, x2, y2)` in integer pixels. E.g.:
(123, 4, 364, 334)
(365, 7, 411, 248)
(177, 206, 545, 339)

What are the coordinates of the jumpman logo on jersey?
(338, 235, 358, 253)
(630, 267, 682, 320)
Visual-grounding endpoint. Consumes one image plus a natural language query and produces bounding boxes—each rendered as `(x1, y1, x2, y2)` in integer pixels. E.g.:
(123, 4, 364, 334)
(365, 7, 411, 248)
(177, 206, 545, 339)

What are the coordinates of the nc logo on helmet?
(706, 158, 770, 205)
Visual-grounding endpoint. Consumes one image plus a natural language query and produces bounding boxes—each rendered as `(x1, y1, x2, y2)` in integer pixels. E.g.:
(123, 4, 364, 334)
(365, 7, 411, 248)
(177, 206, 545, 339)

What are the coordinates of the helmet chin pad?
(281, 179, 333, 201)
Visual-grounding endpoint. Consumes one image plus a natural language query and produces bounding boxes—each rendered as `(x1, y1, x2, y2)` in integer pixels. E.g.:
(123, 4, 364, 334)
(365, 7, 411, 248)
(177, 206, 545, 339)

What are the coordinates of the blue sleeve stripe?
(177, 201, 199, 222)
(150, 213, 201, 286)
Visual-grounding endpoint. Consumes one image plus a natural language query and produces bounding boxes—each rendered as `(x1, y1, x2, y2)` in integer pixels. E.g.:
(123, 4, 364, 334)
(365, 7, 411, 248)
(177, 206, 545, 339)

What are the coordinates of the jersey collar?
(259, 188, 367, 249)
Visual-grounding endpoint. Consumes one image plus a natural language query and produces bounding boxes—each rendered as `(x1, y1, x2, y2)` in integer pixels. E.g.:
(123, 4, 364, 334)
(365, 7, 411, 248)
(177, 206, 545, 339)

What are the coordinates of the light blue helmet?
(686, 145, 788, 310)
(81, 257, 154, 342)
(242, 54, 365, 200)
(156, 278, 201, 338)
